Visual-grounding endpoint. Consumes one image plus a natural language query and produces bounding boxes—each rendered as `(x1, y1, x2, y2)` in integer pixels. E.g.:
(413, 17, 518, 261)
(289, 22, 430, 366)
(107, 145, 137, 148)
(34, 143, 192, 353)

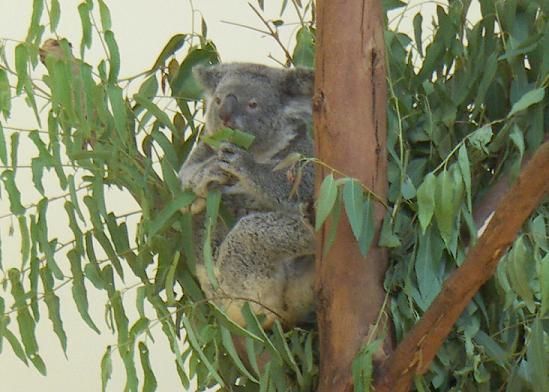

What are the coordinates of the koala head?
(194, 63, 314, 152)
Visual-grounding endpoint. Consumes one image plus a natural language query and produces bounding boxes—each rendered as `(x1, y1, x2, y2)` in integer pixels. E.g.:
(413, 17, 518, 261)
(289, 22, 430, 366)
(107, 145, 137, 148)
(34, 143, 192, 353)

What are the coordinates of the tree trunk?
(313, 1, 391, 391)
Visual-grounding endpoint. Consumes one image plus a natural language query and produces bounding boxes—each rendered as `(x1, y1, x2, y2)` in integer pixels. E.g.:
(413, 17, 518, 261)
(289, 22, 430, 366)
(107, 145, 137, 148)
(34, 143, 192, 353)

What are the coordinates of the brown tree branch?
(313, 1, 392, 391)
(375, 140, 549, 392)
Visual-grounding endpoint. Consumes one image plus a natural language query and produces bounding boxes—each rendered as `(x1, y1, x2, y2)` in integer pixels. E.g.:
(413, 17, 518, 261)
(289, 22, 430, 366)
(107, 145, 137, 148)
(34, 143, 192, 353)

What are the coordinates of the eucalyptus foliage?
(0, 0, 547, 391)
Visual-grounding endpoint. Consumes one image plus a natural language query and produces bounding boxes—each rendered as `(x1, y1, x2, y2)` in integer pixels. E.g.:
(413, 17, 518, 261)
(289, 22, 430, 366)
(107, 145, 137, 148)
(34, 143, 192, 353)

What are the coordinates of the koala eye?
(247, 100, 258, 109)
(214, 96, 221, 105)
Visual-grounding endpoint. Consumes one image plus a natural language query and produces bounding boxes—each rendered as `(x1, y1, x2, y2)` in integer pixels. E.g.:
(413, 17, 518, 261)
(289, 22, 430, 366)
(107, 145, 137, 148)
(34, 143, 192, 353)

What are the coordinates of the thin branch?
(248, 3, 294, 65)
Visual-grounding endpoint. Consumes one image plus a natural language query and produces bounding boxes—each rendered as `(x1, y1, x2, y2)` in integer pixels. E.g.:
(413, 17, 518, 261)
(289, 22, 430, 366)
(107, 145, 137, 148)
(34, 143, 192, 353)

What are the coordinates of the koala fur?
(178, 63, 315, 328)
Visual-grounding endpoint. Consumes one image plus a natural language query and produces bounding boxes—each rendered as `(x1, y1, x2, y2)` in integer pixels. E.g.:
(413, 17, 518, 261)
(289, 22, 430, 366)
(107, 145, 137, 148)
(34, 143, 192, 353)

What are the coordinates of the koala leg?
(212, 211, 315, 328)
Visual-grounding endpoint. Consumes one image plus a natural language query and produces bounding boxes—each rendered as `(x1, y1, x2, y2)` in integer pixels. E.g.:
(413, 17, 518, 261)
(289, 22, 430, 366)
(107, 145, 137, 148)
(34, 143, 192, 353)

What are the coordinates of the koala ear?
(193, 64, 229, 95)
(282, 68, 314, 97)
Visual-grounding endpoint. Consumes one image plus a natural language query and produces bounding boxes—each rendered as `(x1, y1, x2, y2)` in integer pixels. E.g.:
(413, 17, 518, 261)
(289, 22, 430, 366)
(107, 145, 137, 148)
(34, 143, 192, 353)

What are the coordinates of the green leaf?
(473, 330, 509, 367)
(415, 228, 443, 309)
(382, 0, 406, 11)
(170, 44, 219, 100)
(1, 170, 25, 214)
(29, 353, 47, 376)
(434, 169, 463, 249)
(241, 303, 282, 363)
(358, 195, 375, 256)
(164, 252, 179, 305)
(457, 145, 472, 212)
(527, 318, 548, 392)
(416, 172, 436, 233)
(292, 26, 315, 67)
(106, 85, 128, 140)
(315, 174, 338, 230)
(26, 0, 44, 42)
(0, 68, 11, 119)
(506, 236, 535, 311)
(323, 190, 342, 256)
(203, 189, 221, 289)
(508, 88, 545, 117)
(202, 127, 255, 150)
(271, 321, 302, 380)
(180, 314, 226, 388)
(134, 94, 177, 134)
(138, 342, 158, 392)
(509, 125, 525, 158)
(468, 125, 493, 152)
(98, 0, 112, 30)
(104, 30, 120, 82)
(539, 254, 549, 315)
(150, 34, 186, 71)
(136, 75, 158, 100)
(530, 214, 548, 251)
(147, 191, 194, 238)
(3, 328, 29, 365)
(220, 327, 259, 383)
(14, 43, 29, 95)
(413, 12, 423, 57)
(77, 2, 92, 54)
(100, 346, 113, 392)
(343, 179, 364, 240)
(40, 267, 67, 354)
(10, 132, 19, 171)
(49, 0, 60, 32)
(67, 250, 100, 334)
(8, 269, 38, 356)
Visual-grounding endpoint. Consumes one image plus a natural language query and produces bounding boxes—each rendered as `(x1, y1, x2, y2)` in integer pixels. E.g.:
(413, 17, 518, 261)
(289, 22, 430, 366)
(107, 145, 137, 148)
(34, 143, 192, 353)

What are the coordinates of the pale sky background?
(0, 1, 479, 391)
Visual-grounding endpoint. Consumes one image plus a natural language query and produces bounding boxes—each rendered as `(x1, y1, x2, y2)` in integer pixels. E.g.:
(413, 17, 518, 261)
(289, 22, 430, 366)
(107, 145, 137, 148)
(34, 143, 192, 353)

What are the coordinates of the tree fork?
(313, 1, 392, 391)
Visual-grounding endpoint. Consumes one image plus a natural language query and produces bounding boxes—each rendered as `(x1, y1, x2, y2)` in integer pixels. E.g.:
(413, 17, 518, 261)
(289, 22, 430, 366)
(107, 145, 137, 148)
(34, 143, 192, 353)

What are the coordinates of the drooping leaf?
(315, 174, 338, 230)
(77, 2, 92, 54)
(40, 266, 67, 354)
(506, 236, 535, 312)
(150, 34, 186, 72)
(343, 179, 364, 241)
(138, 342, 158, 392)
(8, 269, 38, 357)
(293, 26, 315, 67)
(220, 327, 259, 383)
(0, 68, 11, 119)
(527, 318, 548, 392)
(508, 88, 545, 117)
(49, 0, 60, 32)
(416, 172, 436, 233)
(104, 30, 120, 82)
(67, 250, 100, 334)
(100, 346, 113, 392)
(98, 0, 112, 30)
(457, 145, 472, 212)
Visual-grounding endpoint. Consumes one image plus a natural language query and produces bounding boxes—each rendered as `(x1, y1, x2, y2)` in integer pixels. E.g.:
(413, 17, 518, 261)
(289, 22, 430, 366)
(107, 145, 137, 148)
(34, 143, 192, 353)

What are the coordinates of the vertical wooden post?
(313, 1, 391, 391)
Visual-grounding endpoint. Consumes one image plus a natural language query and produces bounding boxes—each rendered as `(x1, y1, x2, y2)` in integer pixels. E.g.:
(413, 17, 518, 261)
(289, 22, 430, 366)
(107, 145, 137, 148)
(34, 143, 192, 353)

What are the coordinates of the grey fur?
(178, 63, 315, 328)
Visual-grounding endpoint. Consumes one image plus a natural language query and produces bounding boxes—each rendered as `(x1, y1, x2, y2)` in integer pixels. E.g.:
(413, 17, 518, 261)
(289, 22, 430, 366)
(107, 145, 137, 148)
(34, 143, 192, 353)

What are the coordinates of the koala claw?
(190, 198, 207, 214)
(180, 197, 207, 215)
(217, 143, 249, 178)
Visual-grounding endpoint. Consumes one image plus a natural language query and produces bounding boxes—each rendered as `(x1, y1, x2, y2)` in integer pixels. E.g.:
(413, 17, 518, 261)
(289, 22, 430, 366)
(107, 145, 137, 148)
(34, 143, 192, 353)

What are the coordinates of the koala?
(178, 63, 316, 328)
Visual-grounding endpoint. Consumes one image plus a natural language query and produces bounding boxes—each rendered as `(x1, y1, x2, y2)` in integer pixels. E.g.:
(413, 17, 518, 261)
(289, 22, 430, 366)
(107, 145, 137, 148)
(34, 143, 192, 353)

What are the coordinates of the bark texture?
(313, 1, 391, 391)
(375, 140, 549, 392)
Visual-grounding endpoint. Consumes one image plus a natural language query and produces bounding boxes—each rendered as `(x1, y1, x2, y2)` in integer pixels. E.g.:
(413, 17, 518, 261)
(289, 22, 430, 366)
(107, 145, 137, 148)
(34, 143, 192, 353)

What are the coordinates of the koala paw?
(217, 143, 251, 179)
(192, 165, 230, 198)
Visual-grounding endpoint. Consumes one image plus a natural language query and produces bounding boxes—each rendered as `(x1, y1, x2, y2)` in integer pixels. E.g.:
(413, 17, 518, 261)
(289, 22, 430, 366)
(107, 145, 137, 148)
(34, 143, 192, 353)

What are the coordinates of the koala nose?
(218, 94, 238, 127)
